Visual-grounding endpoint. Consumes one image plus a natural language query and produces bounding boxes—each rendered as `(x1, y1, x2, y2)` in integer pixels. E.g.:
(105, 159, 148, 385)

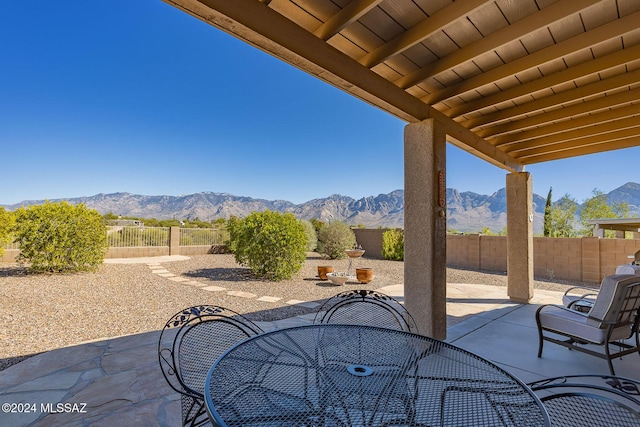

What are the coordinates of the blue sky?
(1, 1, 638, 206)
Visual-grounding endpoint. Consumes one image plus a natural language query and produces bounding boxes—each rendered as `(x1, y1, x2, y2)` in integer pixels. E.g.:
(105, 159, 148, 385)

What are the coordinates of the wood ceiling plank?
(490, 104, 640, 146)
(397, 0, 602, 91)
(494, 0, 541, 23)
(444, 42, 640, 117)
(358, 0, 488, 68)
(462, 68, 640, 128)
(580, 0, 619, 30)
(424, 10, 640, 104)
(477, 87, 640, 137)
(516, 134, 640, 163)
(505, 116, 640, 153)
(313, 0, 383, 41)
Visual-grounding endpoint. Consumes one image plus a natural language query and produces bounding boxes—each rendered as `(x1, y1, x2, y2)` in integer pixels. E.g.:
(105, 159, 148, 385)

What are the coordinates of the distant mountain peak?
(3, 183, 638, 233)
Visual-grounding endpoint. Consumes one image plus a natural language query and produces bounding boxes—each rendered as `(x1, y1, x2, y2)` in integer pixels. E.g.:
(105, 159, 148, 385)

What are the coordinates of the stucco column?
(169, 226, 181, 255)
(404, 119, 447, 339)
(506, 172, 534, 302)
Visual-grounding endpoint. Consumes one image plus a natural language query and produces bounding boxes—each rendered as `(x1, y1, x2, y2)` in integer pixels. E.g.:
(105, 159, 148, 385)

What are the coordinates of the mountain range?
(3, 182, 639, 234)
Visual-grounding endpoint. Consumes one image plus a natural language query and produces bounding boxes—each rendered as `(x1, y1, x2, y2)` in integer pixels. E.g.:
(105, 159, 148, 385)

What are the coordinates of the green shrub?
(13, 201, 108, 273)
(300, 219, 317, 251)
(228, 210, 307, 281)
(317, 221, 356, 259)
(382, 228, 404, 261)
(0, 207, 15, 258)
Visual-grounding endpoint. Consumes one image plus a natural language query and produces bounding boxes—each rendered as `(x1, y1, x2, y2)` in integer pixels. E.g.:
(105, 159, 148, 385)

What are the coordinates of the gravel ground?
(0, 253, 596, 371)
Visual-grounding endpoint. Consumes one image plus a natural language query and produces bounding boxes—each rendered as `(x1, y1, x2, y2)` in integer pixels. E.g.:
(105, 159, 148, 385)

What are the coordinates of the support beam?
(506, 172, 534, 303)
(404, 119, 447, 339)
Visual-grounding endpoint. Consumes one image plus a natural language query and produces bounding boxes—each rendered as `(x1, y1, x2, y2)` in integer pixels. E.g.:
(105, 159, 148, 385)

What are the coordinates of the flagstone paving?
(3, 255, 638, 426)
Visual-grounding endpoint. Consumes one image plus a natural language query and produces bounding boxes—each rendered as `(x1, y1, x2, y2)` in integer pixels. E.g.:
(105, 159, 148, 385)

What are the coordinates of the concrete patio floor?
(1, 267, 639, 426)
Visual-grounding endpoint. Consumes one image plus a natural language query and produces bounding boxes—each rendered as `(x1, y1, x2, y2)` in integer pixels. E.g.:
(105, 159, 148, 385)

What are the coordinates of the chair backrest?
(586, 274, 640, 330)
(158, 305, 263, 398)
(528, 375, 640, 427)
(314, 289, 418, 333)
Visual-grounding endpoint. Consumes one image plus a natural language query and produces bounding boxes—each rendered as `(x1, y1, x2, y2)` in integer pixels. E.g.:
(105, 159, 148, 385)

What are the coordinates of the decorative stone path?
(146, 260, 321, 309)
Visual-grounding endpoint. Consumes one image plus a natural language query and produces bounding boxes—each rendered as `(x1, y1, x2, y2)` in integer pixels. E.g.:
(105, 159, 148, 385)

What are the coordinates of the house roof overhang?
(163, 0, 640, 174)
(588, 218, 640, 232)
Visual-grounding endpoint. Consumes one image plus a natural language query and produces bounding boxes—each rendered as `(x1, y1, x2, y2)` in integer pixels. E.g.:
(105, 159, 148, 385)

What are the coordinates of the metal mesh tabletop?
(205, 324, 550, 427)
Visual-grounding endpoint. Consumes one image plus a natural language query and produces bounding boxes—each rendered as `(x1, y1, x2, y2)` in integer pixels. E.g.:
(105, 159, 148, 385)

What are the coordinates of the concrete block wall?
(479, 236, 507, 272)
(353, 229, 640, 283)
(353, 228, 388, 260)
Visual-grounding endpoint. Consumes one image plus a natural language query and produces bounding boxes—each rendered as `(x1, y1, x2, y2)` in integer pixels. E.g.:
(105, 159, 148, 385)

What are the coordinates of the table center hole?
(347, 364, 373, 377)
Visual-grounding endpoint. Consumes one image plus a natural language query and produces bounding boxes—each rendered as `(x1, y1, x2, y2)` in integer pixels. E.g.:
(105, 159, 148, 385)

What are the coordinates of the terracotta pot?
(356, 268, 374, 284)
(317, 265, 334, 280)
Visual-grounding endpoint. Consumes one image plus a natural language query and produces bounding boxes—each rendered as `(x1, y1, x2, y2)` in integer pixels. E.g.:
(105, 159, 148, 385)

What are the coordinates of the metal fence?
(106, 226, 170, 247)
(179, 227, 229, 246)
(4, 226, 229, 249)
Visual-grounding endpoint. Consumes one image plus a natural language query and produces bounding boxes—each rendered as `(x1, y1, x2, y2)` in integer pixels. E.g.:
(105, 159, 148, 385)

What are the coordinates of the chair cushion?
(586, 274, 640, 328)
(615, 264, 640, 275)
(538, 306, 606, 343)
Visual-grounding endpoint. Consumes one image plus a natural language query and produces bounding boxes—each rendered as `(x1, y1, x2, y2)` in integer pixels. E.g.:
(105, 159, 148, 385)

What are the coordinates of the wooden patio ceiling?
(164, 0, 640, 173)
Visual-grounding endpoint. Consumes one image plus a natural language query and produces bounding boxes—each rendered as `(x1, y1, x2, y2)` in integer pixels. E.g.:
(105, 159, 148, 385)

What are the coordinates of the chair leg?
(537, 329, 544, 358)
(605, 343, 616, 376)
(535, 308, 544, 358)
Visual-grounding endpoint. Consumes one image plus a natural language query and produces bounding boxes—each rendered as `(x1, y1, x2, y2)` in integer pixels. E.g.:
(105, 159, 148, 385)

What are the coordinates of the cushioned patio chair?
(158, 305, 263, 427)
(314, 289, 418, 333)
(561, 285, 599, 312)
(536, 274, 640, 375)
(528, 374, 640, 426)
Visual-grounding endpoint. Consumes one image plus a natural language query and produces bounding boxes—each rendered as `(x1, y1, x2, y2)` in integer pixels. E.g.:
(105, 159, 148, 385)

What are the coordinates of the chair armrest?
(563, 286, 599, 299)
(536, 303, 590, 319)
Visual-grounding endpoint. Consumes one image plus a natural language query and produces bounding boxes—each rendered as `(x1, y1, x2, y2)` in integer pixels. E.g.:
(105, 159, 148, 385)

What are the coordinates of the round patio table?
(205, 324, 550, 427)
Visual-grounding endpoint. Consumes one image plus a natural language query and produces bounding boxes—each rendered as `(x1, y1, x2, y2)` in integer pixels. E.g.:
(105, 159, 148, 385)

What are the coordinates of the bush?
(300, 220, 317, 251)
(13, 201, 108, 273)
(382, 228, 404, 261)
(228, 210, 307, 281)
(0, 207, 15, 258)
(317, 221, 356, 259)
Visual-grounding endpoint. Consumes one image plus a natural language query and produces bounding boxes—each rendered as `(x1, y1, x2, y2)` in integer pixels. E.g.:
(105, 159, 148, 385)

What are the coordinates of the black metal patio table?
(204, 324, 550, 427)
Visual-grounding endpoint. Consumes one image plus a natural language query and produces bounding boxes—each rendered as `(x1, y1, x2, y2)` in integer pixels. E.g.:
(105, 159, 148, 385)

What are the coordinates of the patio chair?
(158, 305, 263, 427)
(535, 274, 640, 375)
(562, 285, 599, 312)
(528, 374, 640, 426)
(313, 289, 418, 333)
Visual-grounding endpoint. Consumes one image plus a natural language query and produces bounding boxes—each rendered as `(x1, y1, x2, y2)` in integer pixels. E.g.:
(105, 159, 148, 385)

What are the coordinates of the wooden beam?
(505, 116, 640, 154)
(445, 43, 640, 118)
(313, 0, 383, 41)
(397, 0, 602, 90)
(423, 11, 640, 104)
(462, 69, 640, 129)
(491, 105, 640, 146)
(476, 88, 640, 137)
(162, 0, 524, 172)
(516, 134, 640, 163)
(358, 0, 489, 68)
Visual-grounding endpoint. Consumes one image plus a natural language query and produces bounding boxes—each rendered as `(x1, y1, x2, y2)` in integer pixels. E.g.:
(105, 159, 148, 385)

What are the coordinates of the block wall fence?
(353, 229, 640, 283)
(4, 228, 639, 283)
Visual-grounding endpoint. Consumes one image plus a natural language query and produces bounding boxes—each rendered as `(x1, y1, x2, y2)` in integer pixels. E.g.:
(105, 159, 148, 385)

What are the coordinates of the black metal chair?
(314, 289, 418, 333)
(158, 305, 263, 427)
(536, 274, 640, 374)
(528, 374, 640, 426)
